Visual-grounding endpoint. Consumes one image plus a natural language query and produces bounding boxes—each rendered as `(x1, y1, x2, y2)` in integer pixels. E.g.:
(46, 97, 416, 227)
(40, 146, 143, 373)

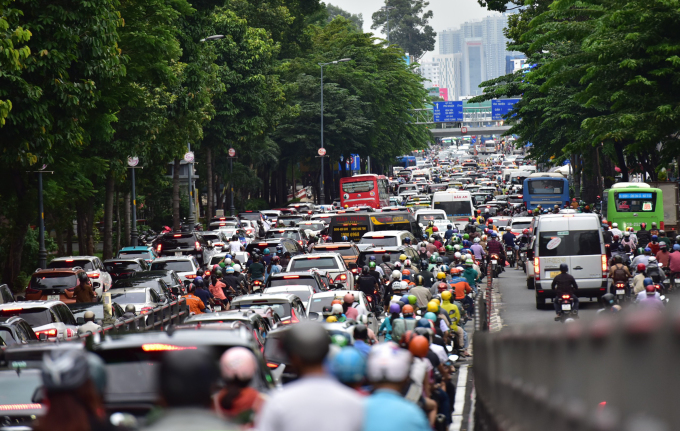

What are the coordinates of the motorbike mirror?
(448, 354, 459, 362)
(660, 295, 666, 300)
(307, 312, 320, 320)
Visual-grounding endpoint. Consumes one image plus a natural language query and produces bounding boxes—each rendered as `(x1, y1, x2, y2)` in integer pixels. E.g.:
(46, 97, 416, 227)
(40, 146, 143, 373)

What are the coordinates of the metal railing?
(475, 262, 494, 332)
(473, 308, 680, 430)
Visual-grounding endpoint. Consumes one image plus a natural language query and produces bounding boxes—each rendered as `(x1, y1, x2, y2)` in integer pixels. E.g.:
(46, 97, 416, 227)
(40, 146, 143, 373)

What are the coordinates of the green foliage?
(371, 0, 435, 60)
(245, 198, 269, 211)
(326, 3, 363, 31)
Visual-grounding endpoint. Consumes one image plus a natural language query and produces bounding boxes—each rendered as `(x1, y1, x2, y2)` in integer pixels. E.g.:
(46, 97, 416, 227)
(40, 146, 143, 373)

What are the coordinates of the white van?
(530, 213, 607, 309)
(414, 209, 449, 231)
(431, 191, 474, 224)
(398, 183, 418, 195)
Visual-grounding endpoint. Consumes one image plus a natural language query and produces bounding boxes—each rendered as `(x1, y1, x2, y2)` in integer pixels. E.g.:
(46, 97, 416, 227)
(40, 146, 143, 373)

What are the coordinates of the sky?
(335, 0, 503, 60)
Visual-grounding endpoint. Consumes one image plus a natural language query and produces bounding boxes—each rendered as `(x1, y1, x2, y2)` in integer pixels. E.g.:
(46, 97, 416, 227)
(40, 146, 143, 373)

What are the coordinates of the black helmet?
(415, 275, 424, 286)
(125, 304, 136, 313)
(559, 263, 568, 273)
(78, 272, 90, 283)
(160, 348, 219, 407)
(362, 266, 369, 274)
(601, 293, 615, 306)
(196, 268, 204, 277)
(232, 235, 238, 241)
(194, 279, 204, 288)
(42, 350, 90, 391)
(215, 269, 222, 277)
(283, 322, 330, 366)
(353, 324, 368, 341)
(382, 254, 390, 262)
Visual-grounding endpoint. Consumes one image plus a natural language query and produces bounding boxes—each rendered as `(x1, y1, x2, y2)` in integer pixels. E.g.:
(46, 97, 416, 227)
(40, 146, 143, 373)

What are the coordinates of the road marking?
(450, 363, 469, 431)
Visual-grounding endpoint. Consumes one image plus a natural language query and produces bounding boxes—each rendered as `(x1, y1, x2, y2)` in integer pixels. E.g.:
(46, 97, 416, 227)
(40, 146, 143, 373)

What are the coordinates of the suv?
(0, 301, 79, 340)
(117, 246, 157, 264)
(155, 232, 216, 267)
(310, 242, 360, 268)
(359, 230, 417, 248)
(246, 239, 305, 257)
(231, 293, 308, 325)
(0, 317, 39, 345)
(265, 271, 331, 292)
(184, 310, 275, 351)
(48, 256, 112, 295)
(26, 267, 87, 303)
(104, 258, 149, 283)
(356, 245, 421, 268)
(286, 253, 354, 289)
(265, 228, 309, 248)
(150, 256, 200, 283)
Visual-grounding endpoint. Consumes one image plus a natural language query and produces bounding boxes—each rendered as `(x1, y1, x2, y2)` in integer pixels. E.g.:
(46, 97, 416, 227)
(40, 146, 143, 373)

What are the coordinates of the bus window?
(527, 179, 565, 194)
(343, 181, 374, 193)
(614, 192, 656, 212)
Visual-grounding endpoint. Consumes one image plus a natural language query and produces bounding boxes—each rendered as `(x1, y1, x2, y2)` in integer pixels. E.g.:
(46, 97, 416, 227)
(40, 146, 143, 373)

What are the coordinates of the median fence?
(473, 308, 680, 431)
(475, 263, 494, 332)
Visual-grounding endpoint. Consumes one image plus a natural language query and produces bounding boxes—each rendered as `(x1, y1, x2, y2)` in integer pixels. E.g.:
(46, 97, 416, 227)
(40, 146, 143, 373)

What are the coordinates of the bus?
(339, 174, 390, 209)
(327, 211, 423, 242)
(396, 156, 416, 169)
(522, 173, 569, 210)
(602, 182, 664, 231)
(431, 190, 474, 223)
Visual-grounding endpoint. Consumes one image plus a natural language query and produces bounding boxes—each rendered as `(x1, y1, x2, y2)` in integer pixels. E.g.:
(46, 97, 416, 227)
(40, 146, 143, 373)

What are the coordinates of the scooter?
(489, 254, 501, 278)
(519, 246, 528, 272)
(555, 294, 578, 322)
(614, 281, 628, 304)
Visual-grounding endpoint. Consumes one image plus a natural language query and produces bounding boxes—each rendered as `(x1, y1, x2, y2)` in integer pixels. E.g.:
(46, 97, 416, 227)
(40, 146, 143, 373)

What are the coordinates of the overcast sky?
(335, 0, 503, 60)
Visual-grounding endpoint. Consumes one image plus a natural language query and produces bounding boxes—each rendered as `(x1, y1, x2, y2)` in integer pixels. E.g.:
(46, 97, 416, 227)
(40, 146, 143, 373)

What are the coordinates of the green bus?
(602, 182, 664, 231)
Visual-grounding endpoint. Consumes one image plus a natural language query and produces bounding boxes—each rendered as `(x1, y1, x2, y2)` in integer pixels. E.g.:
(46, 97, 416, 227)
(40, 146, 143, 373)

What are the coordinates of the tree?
(370, 0, 435, 60)
(326, 3, 363, 32)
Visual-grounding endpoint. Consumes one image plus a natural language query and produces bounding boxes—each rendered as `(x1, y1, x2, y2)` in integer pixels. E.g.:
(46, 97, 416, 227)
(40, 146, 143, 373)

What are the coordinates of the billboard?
(433, 101, 464, 122)
(491, 98, 520, 120)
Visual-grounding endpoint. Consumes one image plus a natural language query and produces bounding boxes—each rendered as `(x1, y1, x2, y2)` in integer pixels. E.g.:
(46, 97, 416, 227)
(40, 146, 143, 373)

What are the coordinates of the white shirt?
(430, 344, 448, 364)
(636, 290, 660, 301)
(257, 375, 363, 431)
(229, 240, 242, 255)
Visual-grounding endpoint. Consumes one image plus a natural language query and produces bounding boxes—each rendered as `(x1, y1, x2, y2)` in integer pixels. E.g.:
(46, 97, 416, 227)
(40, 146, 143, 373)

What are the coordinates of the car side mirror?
(76, 317, 85, 325)
(307, 312, 320, 320)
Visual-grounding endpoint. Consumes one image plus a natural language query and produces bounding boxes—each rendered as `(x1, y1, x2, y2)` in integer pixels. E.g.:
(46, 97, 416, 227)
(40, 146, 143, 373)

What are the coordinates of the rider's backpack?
(391, 318, 417, 341)
(647, 266, 662, 283)
(612, 264, 628, 282)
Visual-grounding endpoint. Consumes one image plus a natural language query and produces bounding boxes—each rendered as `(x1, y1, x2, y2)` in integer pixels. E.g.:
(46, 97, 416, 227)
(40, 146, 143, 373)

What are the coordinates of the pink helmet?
(220, 347, 258, 382)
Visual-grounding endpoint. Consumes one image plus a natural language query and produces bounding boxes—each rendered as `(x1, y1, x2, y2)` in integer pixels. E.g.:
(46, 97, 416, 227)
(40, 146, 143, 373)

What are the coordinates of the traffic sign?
(183, 151, 194, 163)
(461, 127, 468, 134)
(491, 99, 520, 120)
(318, 147, 326, 156)
(433, 101, 463, 123)
(471, 138, 477, 144)
(228, 148, 236, 157)
(127, 157, 139, 167)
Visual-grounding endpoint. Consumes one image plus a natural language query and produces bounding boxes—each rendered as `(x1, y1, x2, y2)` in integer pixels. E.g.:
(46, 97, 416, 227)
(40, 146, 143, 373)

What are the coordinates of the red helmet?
(613, 235, 619, 241)
(408, 335, 430, 358)
(399, 330, 416, 349)
(572, 198, 577, 201)
(522, 229, 529, 234)
(402, 269, 411, 276)
(645, 284, 656, 294)
(439, 247, 446, 253)
(438, 282, 448, 292)
(637, 263, 646, 272)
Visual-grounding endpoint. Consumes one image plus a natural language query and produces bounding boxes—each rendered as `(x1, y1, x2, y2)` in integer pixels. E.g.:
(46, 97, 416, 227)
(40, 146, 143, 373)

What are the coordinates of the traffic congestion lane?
(495, 266, 602, 328)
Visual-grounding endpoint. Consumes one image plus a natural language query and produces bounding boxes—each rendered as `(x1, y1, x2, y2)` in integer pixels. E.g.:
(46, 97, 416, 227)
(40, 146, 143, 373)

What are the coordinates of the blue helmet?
(225, 254, 232, 259)
(651, 235, 658, 241)
(331, 347, 366, 384)
(369, 256, 376, 262)
(643, 277, 654, 287)
(263, 248, 270, 255)
(416, 317, 432, 328)
(644, 247, 652, 253)
(226, 266, 235, 274)
(491, 232, 498, 238)
(674, 244, 680, 252)
(403, 237, 411, 244)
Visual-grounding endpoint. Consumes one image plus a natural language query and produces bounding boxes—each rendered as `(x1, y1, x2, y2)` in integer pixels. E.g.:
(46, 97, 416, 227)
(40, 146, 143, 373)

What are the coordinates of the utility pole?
(381, 5, 395, 43)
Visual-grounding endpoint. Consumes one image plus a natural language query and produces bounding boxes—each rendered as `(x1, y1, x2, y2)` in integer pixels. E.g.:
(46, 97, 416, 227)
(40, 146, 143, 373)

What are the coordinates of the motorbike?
(489, 254, 501, 278)
(555, 294, 578, 322)
(505, 246, 516, 268)
(251, 279, 264, 293)
(519, 246, 528, 272)
(613, 281, 628, 304)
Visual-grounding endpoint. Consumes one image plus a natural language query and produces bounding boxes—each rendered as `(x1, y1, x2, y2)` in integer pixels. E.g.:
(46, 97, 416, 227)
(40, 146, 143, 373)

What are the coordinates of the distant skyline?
(334, 0, 503, 60)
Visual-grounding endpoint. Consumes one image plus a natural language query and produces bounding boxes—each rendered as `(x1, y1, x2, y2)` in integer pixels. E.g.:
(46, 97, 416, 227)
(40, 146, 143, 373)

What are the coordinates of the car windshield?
(359, 236, 398, 247)
(278, 217, 304, 226)
(297, 223, 325, 231)
(118, 250, 151, 258)
(357, 251, 403, 267)
(434, 201, 472, 217)
(309, 296, 340, 313)
(111, 291, 147, 304)
(159, 234, 195, 248)
(0, 369, 42, 405)
(0, 308, 52, 327)
(151, 260, 193, 272)
(236, 302, 291, 319)
(290, 257, 339, 271)
(311, 246, 355, 257)
(30, 273, 77, 289)
(538, 230, 601, 256)
(48, 260, 94, 271)
(266, 230, 300, 240)
(342, 180, 374, 193)
(528, 179, 564, 194)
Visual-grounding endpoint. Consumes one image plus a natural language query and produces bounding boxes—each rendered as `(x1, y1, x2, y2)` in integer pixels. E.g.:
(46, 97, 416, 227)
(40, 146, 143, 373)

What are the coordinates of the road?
(493, 265, 603, 328)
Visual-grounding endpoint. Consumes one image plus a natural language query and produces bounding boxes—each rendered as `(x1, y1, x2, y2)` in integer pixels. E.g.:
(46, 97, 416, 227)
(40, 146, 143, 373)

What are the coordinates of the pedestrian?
(74, 272, 95, 303)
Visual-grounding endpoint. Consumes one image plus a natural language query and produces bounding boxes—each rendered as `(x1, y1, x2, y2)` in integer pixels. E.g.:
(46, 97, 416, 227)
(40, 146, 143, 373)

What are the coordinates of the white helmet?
(392, 270, 402, 280)
(225, 258, 232, 265)
(474, 237, 481, 243)
(394, 261, 402, 269)
(465, 254, 472, 261)
(331, 303, 344, 315)
(454, 244, 461, 251)
(428, 237, 435, 243)
(404, 259, 411, 267)
(506, 226, 513, 231)
(624, 231, 630, 237)
(612, 222, 618, 228)
(454, 252, 462, 259)
(648, 256, 657, 263)
(485, 208, 490, 213)
(232, 264, 242, 273)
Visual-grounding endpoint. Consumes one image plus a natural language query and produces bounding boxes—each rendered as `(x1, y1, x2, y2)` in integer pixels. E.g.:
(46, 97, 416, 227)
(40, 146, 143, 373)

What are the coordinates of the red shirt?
(668, 252, 680, 274)
(656, 250, 671, 268)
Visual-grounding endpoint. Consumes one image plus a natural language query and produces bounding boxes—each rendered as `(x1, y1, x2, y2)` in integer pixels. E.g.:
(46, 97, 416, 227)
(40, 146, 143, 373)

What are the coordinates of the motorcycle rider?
(444, 224, 455, 241)
(357, 266, 379, 312)
(419, 261, 435, 290)
(645, 256, 666, 285)
(229, 235, 243, 255)
(551, 263, 579, 315)
(621, 231, 636, 250)
(222, 266, 240, 295)
(380, 254, 395, 275)
(601, 221, 613, 245)
(233, 264, 247, 294)
(470, 237, 486, 262)
(637, 223, 651, 248)
(669, 244, 680, 282)
(656, 243, 671, 268)
(409, 277, 433, 309)
(650, 222, 660, 237)
(501, 226, 517, 268)
(369, 256, 385, 279)
(610, 222, 622, 238)
(609, 254, 631, 295)
(632, 263, 648, 296)
(638, 283, 664, 311)
(486, 232, 505, 271)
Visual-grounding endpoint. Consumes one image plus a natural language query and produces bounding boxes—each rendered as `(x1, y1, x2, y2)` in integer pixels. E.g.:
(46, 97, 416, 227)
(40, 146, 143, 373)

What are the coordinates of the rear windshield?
(246, 243, 277, 254)
(538, 230, 601, 256)
(202, 234, 221, 242)
(30, 273, 77, 289)
(118, 250, 152, 258)
(1, 308, 52, 327)
(265, 289, 312, 302)
(309, 296, 337, 313)
(107, 261, 143, 271)
(239, 213, 261, 220)
(159, 234, 195, 248)
(266, 230, 300, 240)
(343, 180, 374, 194)
(289, 257, 339, 271)
(278, 217, 304, 226)
(48, 260, 95, 271)
(0, 369, 42, 405)
(528, 179, 564, 195)
(111, 291, 147, 304)
(511, 221, 532, 230)
(69, 305, 105, 321)
(263, 332, 289, 364)
(357, 251, 402, 267)
(235, 302, 291, 319)
(297, 223, 326, 231)
(358, 237, 398, 247)
(417, 214, 446, 223)
(151, 260, 193, 272)
(268, 276, 318, 289)
(311, 246, 356, 257)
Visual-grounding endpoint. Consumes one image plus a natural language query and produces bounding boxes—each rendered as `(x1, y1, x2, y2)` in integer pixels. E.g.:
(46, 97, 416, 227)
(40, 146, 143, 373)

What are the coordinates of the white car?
(415, 209, 450, 232)
(286, 253, 355, 289)
(150, 256, 200, 283)
(108, 286, 163, 314)
(510, 217, 534, 235)
(263, 284, 315, 314)
(295, 221, 328, 237)
(359, 230, 416, 248)
(209, 252, 249, 268)
(261, 210, 282, 226)
(308, 290, 378, 334)
(47, 256, 112, 296)
(201, 231, 228, 253)
(0, 301, 79, 340)
(240, 220, 258, 237)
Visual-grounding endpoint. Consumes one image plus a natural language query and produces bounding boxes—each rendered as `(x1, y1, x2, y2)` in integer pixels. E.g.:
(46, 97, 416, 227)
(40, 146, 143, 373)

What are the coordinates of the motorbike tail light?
(195, 241, 202, 251)
(266, 362, 280, 369)
(367, 296, 373, 302)
(157, 244, 162, 253)
(561, 295, 570, 299)
(534, 257, 540, 280)
(186, 274, 197, 279)
(298, 241, 303, 246)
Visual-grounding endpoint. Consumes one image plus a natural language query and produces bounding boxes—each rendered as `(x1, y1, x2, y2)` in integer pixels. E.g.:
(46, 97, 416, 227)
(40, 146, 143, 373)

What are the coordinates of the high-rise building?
(418, 60, 440, 88)
(463, 39, 485, 97)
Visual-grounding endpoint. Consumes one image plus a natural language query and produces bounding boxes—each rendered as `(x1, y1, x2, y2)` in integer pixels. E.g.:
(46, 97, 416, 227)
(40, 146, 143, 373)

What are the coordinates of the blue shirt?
(353, 340, 371, 357)
(445, 229, 455, 240)
(502, 232, 516, 247)
(363, 389, 431, 431)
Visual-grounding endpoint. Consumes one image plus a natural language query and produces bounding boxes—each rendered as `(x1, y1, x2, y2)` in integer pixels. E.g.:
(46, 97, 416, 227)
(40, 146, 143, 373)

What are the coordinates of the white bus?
(431, 190, 474, 224)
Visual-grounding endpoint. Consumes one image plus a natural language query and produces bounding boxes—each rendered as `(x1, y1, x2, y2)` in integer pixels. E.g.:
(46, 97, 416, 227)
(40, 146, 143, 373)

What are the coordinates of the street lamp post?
(319, 58, 351, 204)
(228, 148, 237, 216)
(127, 157, 141, 245)
(185, 143, 195, 232)
(29, 166, 53, 269)
(381, 6, 395, 43)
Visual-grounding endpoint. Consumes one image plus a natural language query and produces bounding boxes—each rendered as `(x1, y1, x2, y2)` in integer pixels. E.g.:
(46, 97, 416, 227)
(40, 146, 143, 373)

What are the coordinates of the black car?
(0, 316, 38, 345)
(265, 271, 330, 292)
(131, 269, 184, 297)
(103, 258, 149, 282)
(113, 277, 173, 304)
(265, 228, 309, 248)
(246, 238, 305, 257)
(182, 309, 276, 350)
(155, 232, 217, 267)
(67, 302, 126, 325)
(356, 245, 421, 268)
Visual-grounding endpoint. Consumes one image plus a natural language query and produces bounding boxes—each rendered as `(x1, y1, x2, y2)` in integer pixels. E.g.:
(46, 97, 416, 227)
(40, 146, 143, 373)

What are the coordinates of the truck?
(647, 181, 679, 237)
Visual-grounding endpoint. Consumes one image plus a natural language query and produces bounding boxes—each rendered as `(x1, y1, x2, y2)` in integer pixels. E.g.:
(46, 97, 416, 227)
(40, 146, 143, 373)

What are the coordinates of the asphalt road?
(494, 264, 603, 329)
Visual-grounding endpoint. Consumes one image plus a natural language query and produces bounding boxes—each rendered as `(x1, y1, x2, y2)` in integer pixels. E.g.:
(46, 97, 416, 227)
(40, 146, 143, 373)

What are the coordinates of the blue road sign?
(491, 99, 520, 120)
(337, 154, 360, 171)
(471, 138, 477, 144)
(433, 101, 463, 123)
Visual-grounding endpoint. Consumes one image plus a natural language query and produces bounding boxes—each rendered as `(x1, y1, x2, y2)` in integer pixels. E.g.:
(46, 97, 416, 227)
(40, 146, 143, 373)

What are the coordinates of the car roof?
(363, 230, 408, 236)
(290, 253, 339, 258)
(232, 293, 299, 303)
(96, 329, 256, 350)
(185, 309, 262, 323)
(153, 256, 193, 262)
(0, 300, 63, 309)
(137, 270, 173, 276)
(108, 287, 149, 294)
(311, 290, 357, 298)
(119, 246, 151, 251)
(50, 256, 96, 261)
(313, 243, 354, 248)
(264, 285, 314, 293)
(105, 258, 144, 263)
(32, 267, 82, 275)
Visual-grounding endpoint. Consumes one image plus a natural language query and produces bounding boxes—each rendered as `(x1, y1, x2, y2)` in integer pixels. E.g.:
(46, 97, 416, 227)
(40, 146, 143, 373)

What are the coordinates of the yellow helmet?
(399, 254, 407, 262)
(441, 290, 452, 301)
(432, 298, 440, 306)
(437, 272, 446, 280)
(326, 315, 338, 323)
(427, 301, 439, 313)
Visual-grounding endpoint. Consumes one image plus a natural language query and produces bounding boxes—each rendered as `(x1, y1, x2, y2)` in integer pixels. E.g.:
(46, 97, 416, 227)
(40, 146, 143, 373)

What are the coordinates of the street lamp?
(319, 58, 351, 204)
(200, 34, 225, 42)
(381, 6, 396, 43)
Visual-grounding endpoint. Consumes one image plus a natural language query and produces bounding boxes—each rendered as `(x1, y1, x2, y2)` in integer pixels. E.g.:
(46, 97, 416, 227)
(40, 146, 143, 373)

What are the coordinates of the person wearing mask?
(637, 223, 651, 248)
(257, 323, 363, 431)
(621, 231, 636, 250)
(247, 255, 266, 283)
(184, 283, 206, 315)
(440, 290, 467, 356)
(352, 324, 372, 357)
(77, 311, 102, 337)
(74, 272, 96, 303)
(363, 342, 431, 431)
(144, 349, 236, 431)
(656, 243, 671, 268)
(213, 348, 266, 427)
(357, 266, 379, 310)
(462, 260, 479, 291)
(551, 263, 578, 315)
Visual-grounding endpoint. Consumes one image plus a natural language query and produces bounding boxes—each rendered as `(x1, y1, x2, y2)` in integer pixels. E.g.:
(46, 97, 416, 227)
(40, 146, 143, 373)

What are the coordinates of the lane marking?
(450, 363, 469, 431)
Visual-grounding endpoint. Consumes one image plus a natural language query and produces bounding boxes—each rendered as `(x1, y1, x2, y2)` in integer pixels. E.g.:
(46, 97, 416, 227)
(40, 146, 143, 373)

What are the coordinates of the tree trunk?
(262, 169, 270, 206)
(86, 196, 95, 255)
(66, 213, 73, 256)
(76, 205, 87, 255)
(173, 158, 181, 231)
(123, 192, 131, 247)
(2, 173, 30, 291)
(55, 226, 65, 257)
(206, 147, 213, 219)
(278, 162, 287, 205)
(115, 188, 121, 252)
(103, 172, 114, 260)
(614, 141, 629, 182)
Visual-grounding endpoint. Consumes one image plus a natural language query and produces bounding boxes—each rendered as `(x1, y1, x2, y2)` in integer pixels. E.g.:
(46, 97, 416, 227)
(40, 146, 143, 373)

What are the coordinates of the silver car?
(108, 287, 162, 314)
(0, 301, 79, 341)
(150, 256, 200, 283)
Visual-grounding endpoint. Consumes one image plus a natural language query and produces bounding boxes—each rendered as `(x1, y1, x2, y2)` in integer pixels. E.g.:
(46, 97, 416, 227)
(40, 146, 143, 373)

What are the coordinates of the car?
(286, 253, 354, 289)
(217, 226, 253, 247)
(245, 238, 305, 258)
(200, 231, 229, 253)
(67, 301, 126, 325)
(0, 364, 46, 423)
(265, 227, 309, 248)
(356, 245, 421, 268)
(310, 242, 361, 268)
(261, 210, 282, 225)
(231, 293, 309, 325)
(108, 286, 163, 314)
(150, 256, 200, 284)
(113, 276, 174, 304)
(239, 219, 259, 237)
(26, 267, 88, 304)
(238, 210, 265, 224)
(0, 316, 39, 345)
(47, 256, 113, 294)
(488, 216, 512, 228)
(295, 220, 328, 237)
(117, 246, 157, 264)
(509, 216, 534, 235)
(183, 309, 275, 350)
(104, 258, 150, 283)
(155, 232, 217, 268)
(263, 284, 315, 313)
(265, 271, 331, 292)
(130, 269, 185, 297)
(276, 215, 308, 227)
(0, 301, 79, 340)
(359, 230, 417, 248)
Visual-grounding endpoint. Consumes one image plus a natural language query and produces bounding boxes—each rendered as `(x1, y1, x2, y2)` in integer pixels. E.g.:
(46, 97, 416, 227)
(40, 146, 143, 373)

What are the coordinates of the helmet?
(652, 222, 657, 228)
(394, 261, 402, 269)
(404, 259, 411, 267)
(42, 350, 90, 391)
(389, 303, 401, 314)
(369, 261, 376, 269)
(366, 342, 412, 383)
(424, 311, 437, 322)
(522, 229, 529, 234)
(408, 295, 417, 305)
(331, 303, 344, 315)
(369, 256, 376, 262)
(233, 264, 242, 273)
(491, 232, 497, 238)
(353, 324, 368, 341)
(78, 272, 90, 283)
(403, 237, 411, 244)
(482, 235, 488, 241)
(624, 232, 630, 237)
(447, 224, 452, 229)
(331, 347, 366, 384)
(637, 263, 646, 272)
(402, 304, 414, 315)
(645, 247, 652, 253)
(226, 266, 235, 274)
(437, 272, 446, 280)
(643, 277, 654, 287)
(125, 304, 136, 313)
(220, 347, 257, 382)
(326, 316, 338, 323)
(454, 244, 461, 250)
(445, 245, 453, 251)
(196, 268, 204, 277)
(402, 269, 411, 277)
(341, 235, 349, 241)
(362, 266, 369, 274)
(428, 237, 435, 243)
(646, 284, 656, 294)
(399, 254, 407, 262)
(660, 243, 668, 249)
(601, 293, 615, 306)
(416, 319, 432, 330)
(429, 255, 436, 263)
(408, 335, 430, 358)
(649, 256, 657, 264)
(415, 275, 424, 286)
(263, 248, 270, 255)
(432, 227, 439, 232)
(83, 310, 95, 322)
(391, 270, 401, 280)
(225, 258, 232, 265)
(450, 267, 461, 275)
(506, 226, 513, 231)
(463, 234, 469, 240)
(465, 259, 474, 265)
(674, 244, 680, 251)
(612, 223, 618, 228)
(344, 293, 355, 304)
(427, 301, 439, 313)
(652, 235, 658, 241)
(454, 252, 462, 259)
(436, 257, 443, 264)
(559, 263, 568, 273)
(641, 223, 647, 229)
(441, 290, 452, 301)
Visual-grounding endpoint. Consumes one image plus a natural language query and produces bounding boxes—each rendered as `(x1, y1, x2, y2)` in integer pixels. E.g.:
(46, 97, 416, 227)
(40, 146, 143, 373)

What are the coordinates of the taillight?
(334, 274, 348, 283)
(266, 362, 280, 368)
(88, 272, 100, 279)
(141, 307, 153, 314)
(157, 244, 162, 253)
(186, 274, 197, 279)
(205, 270, 211, 276)
(298, 240, 303, 246)
(291, 309, 300, 323)
(35, 329, 58, 338)
(367, 296, 373, 302)
(65, 287, 75, 292)
(195, 241, 202, 251)
(350, 268, 358, 274)
(534, 257, 540, 280)
(601, 254, 607, 277)
(141, 344, 197, 352)
(561, 295, 570, 299)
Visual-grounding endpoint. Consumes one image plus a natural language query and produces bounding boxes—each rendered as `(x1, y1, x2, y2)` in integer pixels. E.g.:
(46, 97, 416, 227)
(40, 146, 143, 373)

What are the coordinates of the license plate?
(675, 279, 680, 284)
(561, 304, 572, 311)
(491, 260, 497, 264)
(616, 289, 625, 295)
(214, 306, 222, 312)
(47, 295, 60, 301)
(549, 271, 561, 278)
(174, 252, 182, 257)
